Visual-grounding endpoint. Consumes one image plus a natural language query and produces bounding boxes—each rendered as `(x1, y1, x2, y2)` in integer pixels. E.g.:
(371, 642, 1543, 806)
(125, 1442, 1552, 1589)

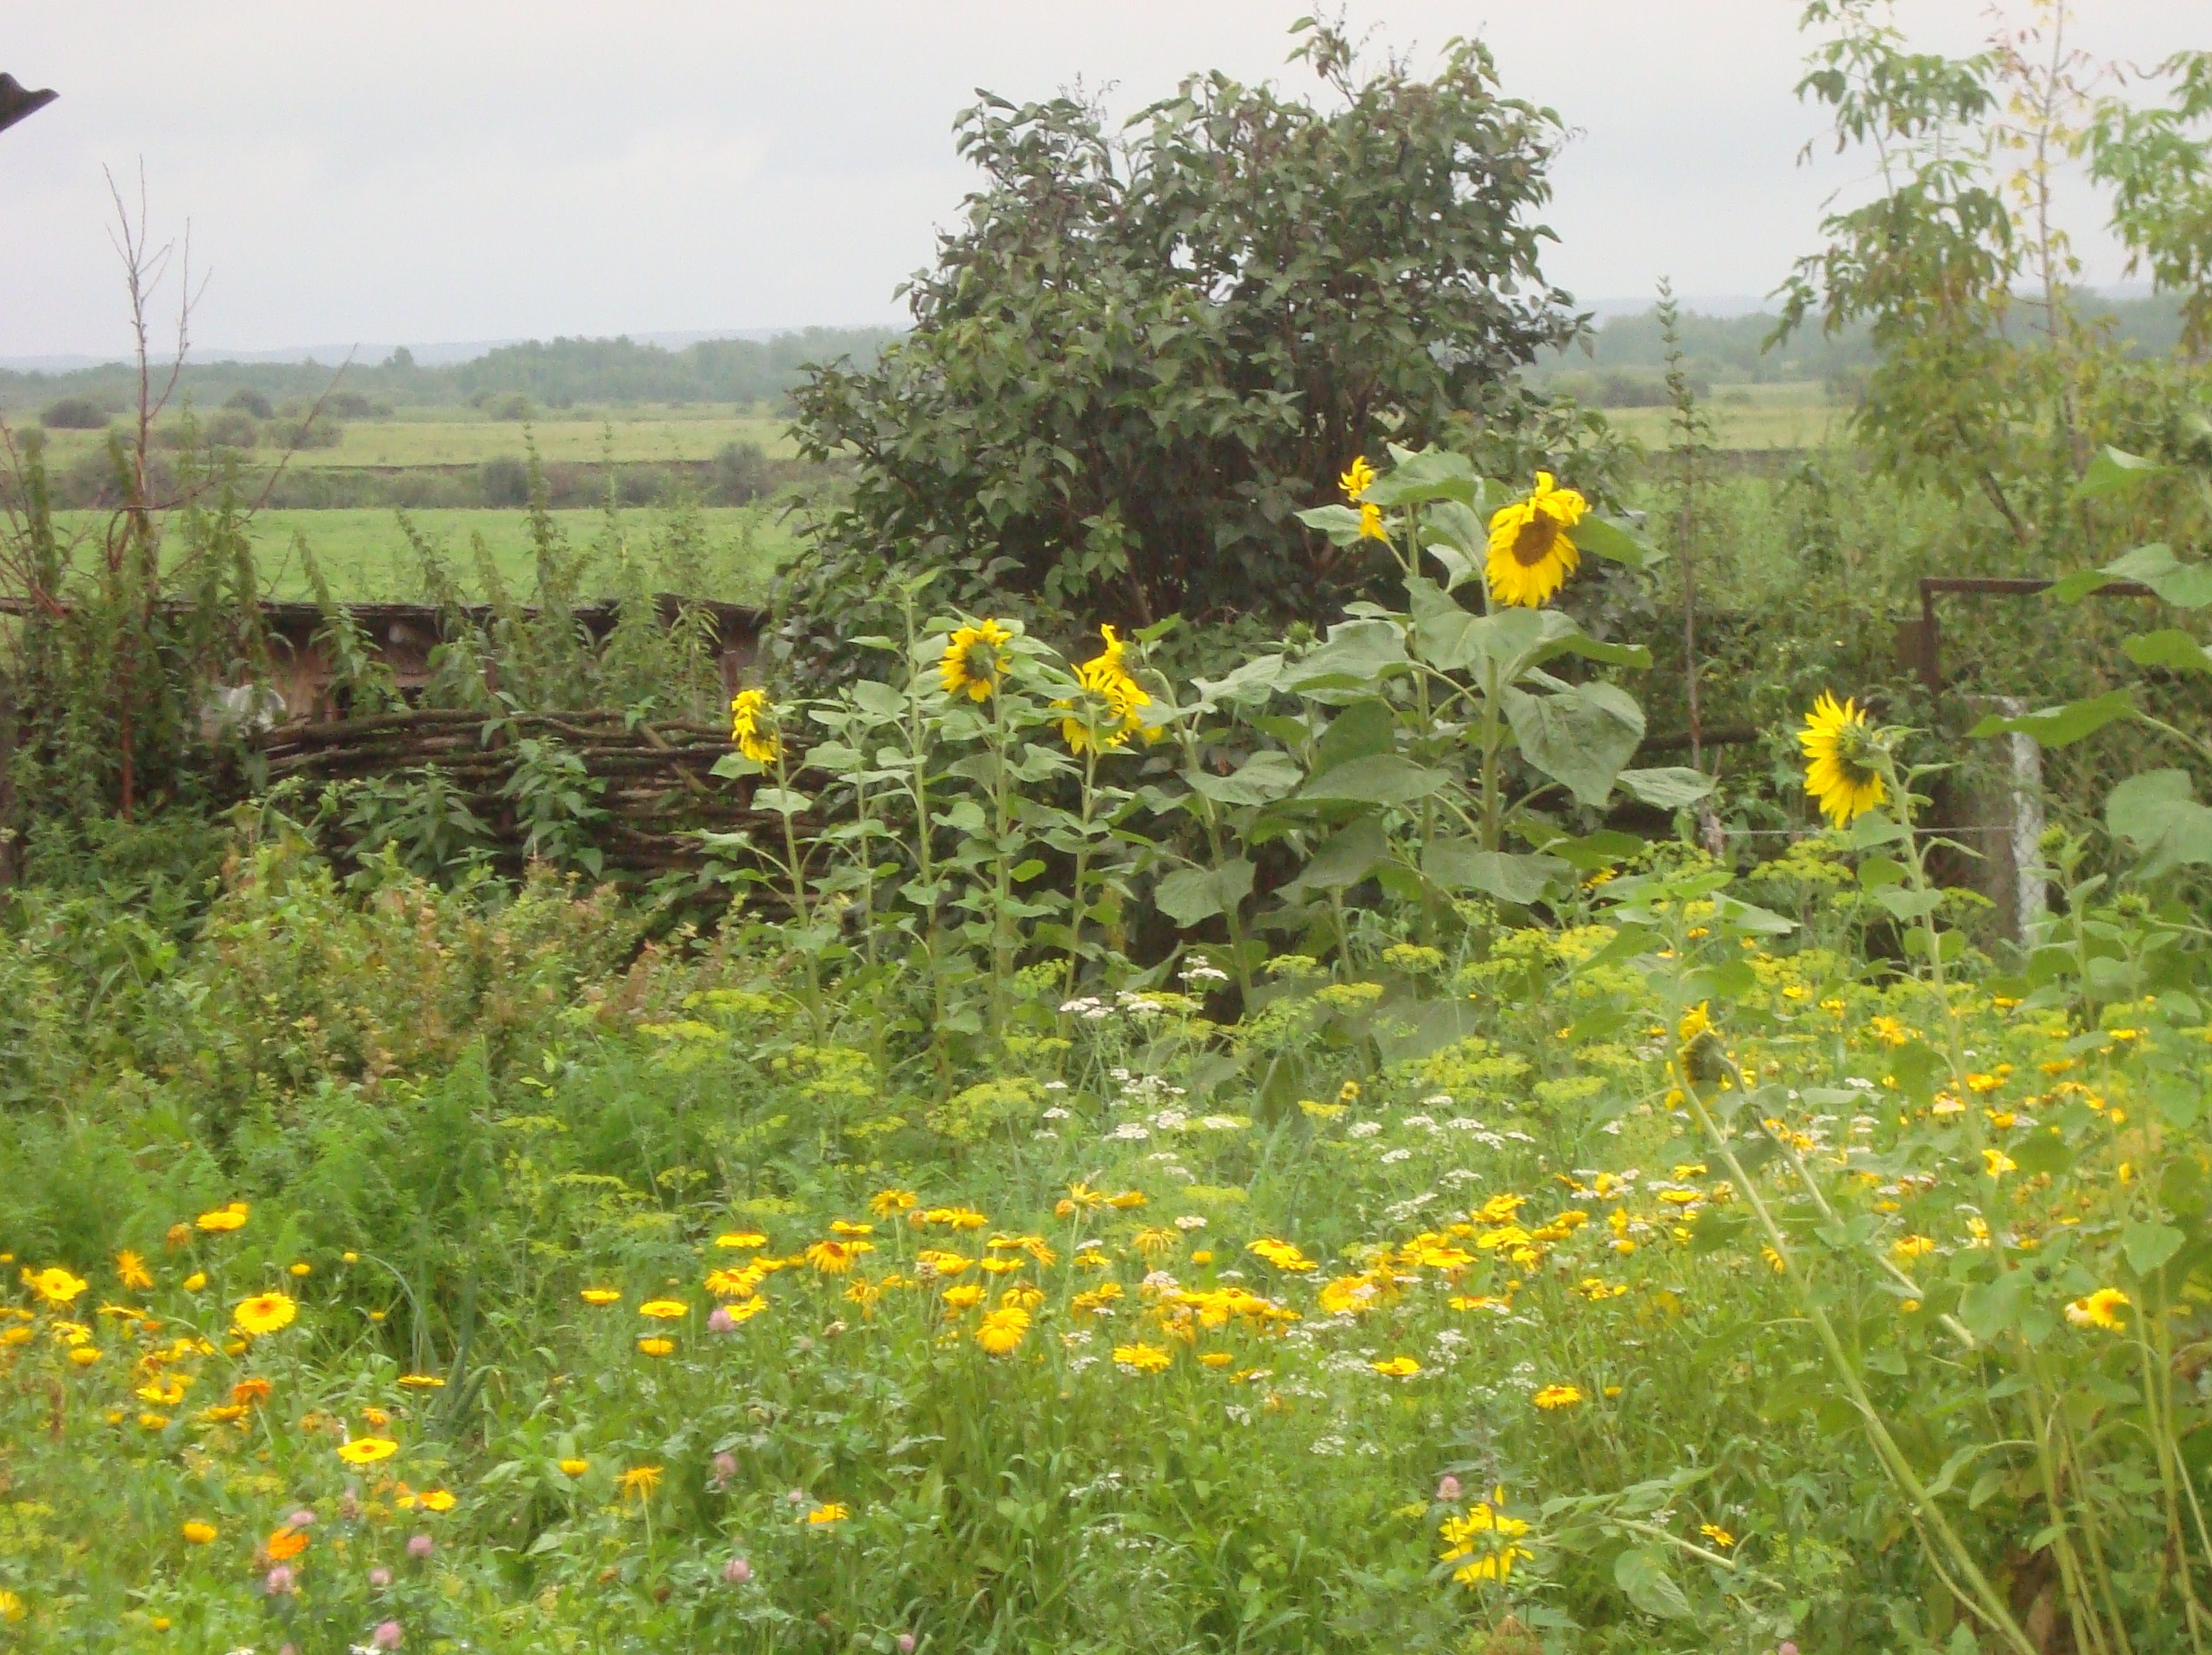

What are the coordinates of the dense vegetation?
(3, 7, 2212, 1652)
(0, 327, 894, 422)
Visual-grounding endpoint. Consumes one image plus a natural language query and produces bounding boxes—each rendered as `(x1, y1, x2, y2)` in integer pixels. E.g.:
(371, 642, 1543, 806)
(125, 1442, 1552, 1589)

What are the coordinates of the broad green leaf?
(1958, 1268, 2035, 1343)
(1617, 766, 1715, 808)
(2107, 542, 2212, 610)
(1295, 753, 1448, 807)
(1873, 886, 1943, 922)
(1186, 751, 1304, 807)
(2122, 1219, 2185, 1275)
(753, 787, 812, 815)
(1313, 699, 1398, 773)
(1505, 681, 1645, 808)
(1968, 689, 2135, 748)
(1293, 502, 1369, 546)
(1154, 859, 1255, 927)
(1364, 443, 1478, 506)
(2123, 629, 2212, 676)
(1574, 512, 1662, 570)
(1421, 839, 1566, 904)
(2108, 769, 2212, 878)
(2071, 444, 2168, 501)
(1284, 620, 1410, 693)
(1192, 650, 1289, 707)
(1613, 1547, 1692, 1619)
(1286, 816, 1389, 893)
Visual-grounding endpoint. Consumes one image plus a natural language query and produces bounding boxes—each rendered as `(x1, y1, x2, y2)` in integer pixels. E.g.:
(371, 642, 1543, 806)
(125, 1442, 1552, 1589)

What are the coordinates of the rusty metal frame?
(1915, 575, 2156, 695)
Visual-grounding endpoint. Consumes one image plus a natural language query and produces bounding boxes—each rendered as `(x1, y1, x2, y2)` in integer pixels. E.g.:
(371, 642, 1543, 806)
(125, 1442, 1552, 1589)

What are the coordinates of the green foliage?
(779, 21, 1614, 681)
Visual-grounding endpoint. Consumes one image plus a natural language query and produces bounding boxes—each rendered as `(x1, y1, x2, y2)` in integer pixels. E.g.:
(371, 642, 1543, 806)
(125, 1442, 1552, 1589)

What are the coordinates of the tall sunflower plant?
(1199, 443, 1718, 928)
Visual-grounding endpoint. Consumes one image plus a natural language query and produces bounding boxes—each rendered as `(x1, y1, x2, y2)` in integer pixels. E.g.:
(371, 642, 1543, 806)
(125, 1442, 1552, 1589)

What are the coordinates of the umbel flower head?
(940, 618, 1014, 702)
(1485, 473, 1587, 608)
(728, 689, 779, 764)
(1798, 693, 1887, 827)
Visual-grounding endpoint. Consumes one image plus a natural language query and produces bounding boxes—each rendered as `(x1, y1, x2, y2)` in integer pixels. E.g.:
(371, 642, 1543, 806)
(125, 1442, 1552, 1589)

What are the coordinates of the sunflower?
(1059, 625, 1153, 754)
(231, 1293, 296, 1337)
(2066, 1286, 2130, 1331)
(1797, 693, 1887, 827)
(1485, 473, 1587, 608)
(939, 618, 1013, 702)
(728, 688, 780, 764)
(1338, 455, 1377, 502)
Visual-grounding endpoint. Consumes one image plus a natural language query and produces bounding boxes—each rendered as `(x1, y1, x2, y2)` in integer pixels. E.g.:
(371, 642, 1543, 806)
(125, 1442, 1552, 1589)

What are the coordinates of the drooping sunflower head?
(1060, 623, 1154, 754)
(728, 688, 780, 764)
(1797, 693, 1888, 827)
(940, 618, 1014, 702)
(1485, 472, 1588, 608)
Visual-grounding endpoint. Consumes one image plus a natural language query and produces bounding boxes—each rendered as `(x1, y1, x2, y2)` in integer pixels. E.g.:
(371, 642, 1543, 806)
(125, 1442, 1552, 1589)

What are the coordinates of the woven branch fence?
(257, 709, 800, 875)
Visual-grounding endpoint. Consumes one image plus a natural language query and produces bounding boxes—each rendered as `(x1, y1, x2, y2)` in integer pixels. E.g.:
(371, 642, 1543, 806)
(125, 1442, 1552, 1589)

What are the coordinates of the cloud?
(0, 2, 2197, 356)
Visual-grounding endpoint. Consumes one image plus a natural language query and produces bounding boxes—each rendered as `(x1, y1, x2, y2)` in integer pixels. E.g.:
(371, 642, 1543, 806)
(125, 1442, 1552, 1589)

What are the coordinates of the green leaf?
(2123, 629, 2212, 676)
(1293, 503, 1369, 546)
(1968, 689, 2135, 748)
(1613, 1547, 1692, 1618)
(2108, 770, 2212, 879)
(1155, 860, 1255, 927)
(1617, 767, 1715, 808)
(1573, 512, 1662, 570)
(2123, 1220, 2186, 1275)
(1284, 620, 1410, 694)
(1959, 1268, 2035, 1343)
(1294, 754, 1448, 807)
(1421, 840, 1566, 904)
(1186, 751, 1304, 807)
(2072, 444, 2169, 501)
(1286, 817, 1389, 894)
(753, 787, 812, 815)
(2106, 542, 2212, 610)
(1505, 681, 1645, 808)
(1363, 444, 1478, 506)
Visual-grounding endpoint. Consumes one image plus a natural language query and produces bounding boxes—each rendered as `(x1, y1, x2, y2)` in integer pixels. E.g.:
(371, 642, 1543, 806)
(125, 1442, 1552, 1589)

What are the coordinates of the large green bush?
(777, 23, 1615, 684)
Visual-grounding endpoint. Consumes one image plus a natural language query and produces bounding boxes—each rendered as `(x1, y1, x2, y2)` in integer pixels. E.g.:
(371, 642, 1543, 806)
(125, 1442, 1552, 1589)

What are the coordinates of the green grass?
(30, 405, 798, 473)
(50, 505, 801, 602)
(1604, 381, 1843, 451)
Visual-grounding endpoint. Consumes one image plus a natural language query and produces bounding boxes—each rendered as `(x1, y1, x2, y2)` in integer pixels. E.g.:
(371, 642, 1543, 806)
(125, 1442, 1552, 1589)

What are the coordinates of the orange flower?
(266, 1529, 309, 1561)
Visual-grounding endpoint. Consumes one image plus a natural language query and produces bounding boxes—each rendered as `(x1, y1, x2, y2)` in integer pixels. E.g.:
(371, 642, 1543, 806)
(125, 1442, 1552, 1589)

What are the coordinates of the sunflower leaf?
(1574, 512, 1662, 569)
(2071, 444, 2169, 501)
(1968, 689, 2136, 748)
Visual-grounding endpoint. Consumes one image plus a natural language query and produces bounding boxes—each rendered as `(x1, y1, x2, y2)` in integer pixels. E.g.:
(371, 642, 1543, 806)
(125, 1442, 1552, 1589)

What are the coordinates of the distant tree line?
(1526, 292, 2185, 404)
(0, 326, 896, 418)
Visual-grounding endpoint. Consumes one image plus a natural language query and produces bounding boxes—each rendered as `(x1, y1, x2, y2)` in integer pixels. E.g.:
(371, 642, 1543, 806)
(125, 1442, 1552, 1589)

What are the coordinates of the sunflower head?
(1338, 455, 1377, 502)
(728, 688, 780, 764)
(940, 619, 1014, 702)
(1485, 473, 1588, 608)
(1060, 623, 1153, 754)
(1797, 693, 1888, 828)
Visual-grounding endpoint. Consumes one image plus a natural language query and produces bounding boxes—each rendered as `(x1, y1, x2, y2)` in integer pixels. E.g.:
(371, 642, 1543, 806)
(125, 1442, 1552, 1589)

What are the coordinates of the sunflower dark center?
(1511, 509, 1560, 568)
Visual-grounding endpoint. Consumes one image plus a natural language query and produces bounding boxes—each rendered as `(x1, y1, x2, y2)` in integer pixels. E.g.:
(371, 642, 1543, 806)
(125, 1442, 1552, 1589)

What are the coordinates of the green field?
(1603, 381, 1843, 450)
(51, 505, 800, 602)
(30, 405, 797, 473)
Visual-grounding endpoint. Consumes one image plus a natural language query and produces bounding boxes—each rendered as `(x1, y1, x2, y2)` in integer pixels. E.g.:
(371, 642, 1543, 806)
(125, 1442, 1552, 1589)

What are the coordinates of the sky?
(0, 2, 2196, 362)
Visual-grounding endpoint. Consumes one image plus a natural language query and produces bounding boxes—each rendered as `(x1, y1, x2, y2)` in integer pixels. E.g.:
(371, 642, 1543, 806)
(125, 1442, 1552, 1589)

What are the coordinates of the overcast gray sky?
(0, 3, 2195, 360)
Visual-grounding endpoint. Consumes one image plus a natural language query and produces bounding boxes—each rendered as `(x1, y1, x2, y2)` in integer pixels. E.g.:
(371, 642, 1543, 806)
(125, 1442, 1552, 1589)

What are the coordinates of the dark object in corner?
(0, 74, 57, 137)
